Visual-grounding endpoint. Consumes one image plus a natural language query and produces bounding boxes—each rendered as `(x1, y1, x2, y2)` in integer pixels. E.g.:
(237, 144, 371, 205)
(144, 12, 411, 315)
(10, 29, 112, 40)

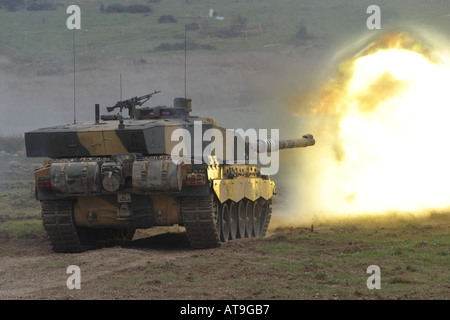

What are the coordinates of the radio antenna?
(184, 24, 187, 98)
(120, 73, 122, 101)
(73, 29, 76, 124)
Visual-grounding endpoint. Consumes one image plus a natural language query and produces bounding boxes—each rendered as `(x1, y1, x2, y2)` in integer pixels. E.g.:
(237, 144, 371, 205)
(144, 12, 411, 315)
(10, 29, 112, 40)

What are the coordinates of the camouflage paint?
(73, 194, 180, 228)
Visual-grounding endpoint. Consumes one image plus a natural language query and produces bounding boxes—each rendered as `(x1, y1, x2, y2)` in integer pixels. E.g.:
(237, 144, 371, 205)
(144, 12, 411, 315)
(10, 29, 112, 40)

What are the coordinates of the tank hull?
(33, 154, 275, 252)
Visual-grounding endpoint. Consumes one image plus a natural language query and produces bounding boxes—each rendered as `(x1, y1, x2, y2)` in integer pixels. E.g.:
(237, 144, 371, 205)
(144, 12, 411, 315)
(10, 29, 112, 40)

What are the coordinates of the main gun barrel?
(252, 134, 315, 153)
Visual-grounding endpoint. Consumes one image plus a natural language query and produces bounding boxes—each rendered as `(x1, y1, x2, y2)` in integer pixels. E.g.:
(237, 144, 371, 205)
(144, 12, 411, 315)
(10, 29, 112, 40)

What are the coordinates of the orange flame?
(287, 31, 450, 221)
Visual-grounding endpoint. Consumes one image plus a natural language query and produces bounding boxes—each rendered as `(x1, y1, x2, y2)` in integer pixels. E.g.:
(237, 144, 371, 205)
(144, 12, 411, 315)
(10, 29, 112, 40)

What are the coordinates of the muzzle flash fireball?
(293, 32, 450, 217)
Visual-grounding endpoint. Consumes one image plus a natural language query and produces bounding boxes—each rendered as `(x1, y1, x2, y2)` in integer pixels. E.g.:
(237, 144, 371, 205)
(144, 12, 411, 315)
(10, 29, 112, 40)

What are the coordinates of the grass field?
(0, 151, 42, 242)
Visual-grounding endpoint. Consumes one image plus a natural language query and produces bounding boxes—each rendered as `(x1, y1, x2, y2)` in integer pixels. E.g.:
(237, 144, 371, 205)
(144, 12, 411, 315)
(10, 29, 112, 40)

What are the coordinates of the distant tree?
(185, 22, 199, 31)
(154, 41, 215, 52)
(127, 4, 152, 13)
(158, 15, 177, 23)
(105, 4, 151, 14)
(105, 4, 126, 13)
(0, 0, 25, 11)
(295, 22, 314, 42)
(27, 2, 56, 11)
(230, 15, 247, 33)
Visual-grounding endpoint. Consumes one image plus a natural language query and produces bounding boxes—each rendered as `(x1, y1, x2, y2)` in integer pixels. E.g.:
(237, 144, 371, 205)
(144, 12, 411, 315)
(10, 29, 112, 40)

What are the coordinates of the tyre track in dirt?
(0, 229, 202, 299)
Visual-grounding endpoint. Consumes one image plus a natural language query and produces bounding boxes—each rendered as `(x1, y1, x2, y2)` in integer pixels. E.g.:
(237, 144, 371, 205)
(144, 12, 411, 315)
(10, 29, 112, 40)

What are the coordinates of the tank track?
(41, 200, 84, 253)
(181, 195, 221, 249)
(41, 200, 135, 253)
(182, 195, 272, 249)
(42, 196, 272, 252)
(260, 198, 272, 238)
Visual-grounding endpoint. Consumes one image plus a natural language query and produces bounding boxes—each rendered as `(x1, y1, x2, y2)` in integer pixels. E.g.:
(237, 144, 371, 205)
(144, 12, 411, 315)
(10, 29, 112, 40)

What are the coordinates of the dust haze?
(0, 47, 328, 134)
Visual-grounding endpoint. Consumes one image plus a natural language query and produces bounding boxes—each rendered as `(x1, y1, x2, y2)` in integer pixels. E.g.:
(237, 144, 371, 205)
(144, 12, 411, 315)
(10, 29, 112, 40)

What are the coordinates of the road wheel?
(229, 201, 237, 240)
(219, 202, 230, 242)
(236, 200, 246, 238)
(245, 200, 253, 238)
(252, 201, 261, 237)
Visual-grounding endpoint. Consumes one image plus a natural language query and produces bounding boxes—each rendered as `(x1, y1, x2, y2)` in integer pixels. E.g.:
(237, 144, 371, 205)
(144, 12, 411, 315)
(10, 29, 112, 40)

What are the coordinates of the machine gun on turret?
(106, 90, 161, 118)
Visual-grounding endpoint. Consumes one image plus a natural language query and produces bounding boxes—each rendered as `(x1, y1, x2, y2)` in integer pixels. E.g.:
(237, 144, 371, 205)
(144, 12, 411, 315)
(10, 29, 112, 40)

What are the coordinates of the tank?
(25, 91, 315, 252)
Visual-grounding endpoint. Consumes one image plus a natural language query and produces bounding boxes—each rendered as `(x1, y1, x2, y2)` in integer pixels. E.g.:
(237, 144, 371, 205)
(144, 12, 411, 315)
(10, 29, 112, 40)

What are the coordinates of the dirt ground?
(1, 216, 448, 301)
(0, 226, 274, 300)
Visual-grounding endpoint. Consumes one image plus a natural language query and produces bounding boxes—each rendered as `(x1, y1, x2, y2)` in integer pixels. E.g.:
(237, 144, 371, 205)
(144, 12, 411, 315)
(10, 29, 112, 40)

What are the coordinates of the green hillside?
(1, 0, 450, 71)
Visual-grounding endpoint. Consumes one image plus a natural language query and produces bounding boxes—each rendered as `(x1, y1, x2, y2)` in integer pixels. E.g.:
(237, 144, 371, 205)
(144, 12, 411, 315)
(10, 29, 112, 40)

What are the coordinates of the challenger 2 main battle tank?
(25, 91, 315, 252)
